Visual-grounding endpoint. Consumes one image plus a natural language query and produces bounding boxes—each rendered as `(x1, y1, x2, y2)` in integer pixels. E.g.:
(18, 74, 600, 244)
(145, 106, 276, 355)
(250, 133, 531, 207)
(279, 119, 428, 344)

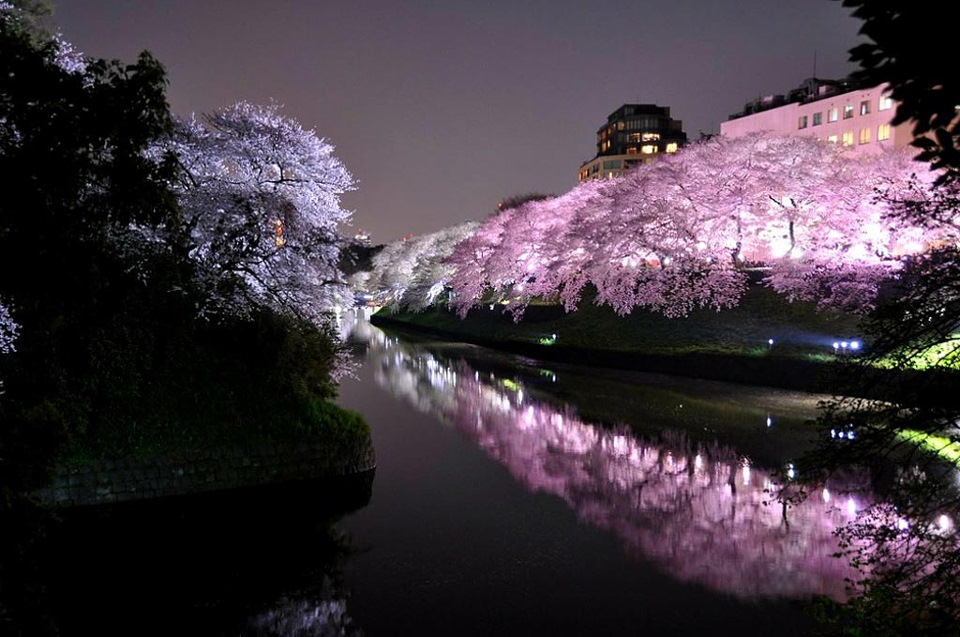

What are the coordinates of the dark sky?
(53, 0, 865, 244)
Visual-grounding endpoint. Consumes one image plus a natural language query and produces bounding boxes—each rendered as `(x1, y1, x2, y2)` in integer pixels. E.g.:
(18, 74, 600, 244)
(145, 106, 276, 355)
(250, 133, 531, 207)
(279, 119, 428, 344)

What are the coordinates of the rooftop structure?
(721, 77, 914, 154)
(578, 104, 688, 182)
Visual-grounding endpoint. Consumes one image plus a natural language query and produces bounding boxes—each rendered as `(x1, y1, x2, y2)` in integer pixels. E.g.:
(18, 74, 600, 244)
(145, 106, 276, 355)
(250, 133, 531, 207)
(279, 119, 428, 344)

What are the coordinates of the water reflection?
(348, 314, 863, 601)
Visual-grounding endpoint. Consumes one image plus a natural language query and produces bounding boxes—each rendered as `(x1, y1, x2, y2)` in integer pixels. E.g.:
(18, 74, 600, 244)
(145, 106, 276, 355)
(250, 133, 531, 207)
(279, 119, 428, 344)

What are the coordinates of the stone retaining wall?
(35, 437, 376, 508)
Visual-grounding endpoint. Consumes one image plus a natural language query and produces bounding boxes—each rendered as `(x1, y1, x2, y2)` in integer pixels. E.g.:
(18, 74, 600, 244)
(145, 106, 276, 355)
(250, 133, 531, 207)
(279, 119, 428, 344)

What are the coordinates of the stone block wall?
(35, 438, 376, 508)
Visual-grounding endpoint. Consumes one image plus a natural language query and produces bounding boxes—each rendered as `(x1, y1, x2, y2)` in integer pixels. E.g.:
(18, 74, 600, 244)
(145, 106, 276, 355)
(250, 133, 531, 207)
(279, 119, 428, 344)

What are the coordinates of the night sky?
(54, 1, 865, 244)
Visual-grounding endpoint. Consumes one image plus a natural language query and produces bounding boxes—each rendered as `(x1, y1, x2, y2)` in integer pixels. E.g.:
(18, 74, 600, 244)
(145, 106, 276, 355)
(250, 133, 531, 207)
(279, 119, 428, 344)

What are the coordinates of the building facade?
(720, 77, 914, 154)
(578, 104, 688, 182)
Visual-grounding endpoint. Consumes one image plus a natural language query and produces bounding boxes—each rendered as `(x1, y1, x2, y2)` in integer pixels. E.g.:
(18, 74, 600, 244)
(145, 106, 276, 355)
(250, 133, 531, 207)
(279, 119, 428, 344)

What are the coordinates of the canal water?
(332, 311, 862, 636)
(6, 309, 867, 636)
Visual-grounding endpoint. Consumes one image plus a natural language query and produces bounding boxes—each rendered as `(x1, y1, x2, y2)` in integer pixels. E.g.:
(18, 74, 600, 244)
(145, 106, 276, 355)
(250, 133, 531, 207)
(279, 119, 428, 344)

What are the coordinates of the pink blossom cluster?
(442, 133, 950, 317)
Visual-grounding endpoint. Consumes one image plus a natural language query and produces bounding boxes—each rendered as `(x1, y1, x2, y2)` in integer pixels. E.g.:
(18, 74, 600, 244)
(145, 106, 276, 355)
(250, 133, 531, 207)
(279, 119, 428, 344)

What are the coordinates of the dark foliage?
(840, 0, 960, 181)
(495, 192, 555, 213)
(339, 240, 385, 277)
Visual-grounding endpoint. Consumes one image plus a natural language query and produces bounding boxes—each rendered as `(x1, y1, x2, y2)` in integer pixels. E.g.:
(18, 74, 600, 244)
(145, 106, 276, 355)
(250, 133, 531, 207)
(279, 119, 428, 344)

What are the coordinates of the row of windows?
(600, 131, 666, 147)
(600, 118, 669, 140)
(825, 123, 891, 146)
(600, 140, 680, 154)
(798, 94, 893, 130)
(580, 143, 680, 180)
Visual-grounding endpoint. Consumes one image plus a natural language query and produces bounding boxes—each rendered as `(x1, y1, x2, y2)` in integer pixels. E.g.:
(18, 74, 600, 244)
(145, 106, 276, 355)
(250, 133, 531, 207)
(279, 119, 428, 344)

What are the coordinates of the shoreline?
(370, 311, 960, 406)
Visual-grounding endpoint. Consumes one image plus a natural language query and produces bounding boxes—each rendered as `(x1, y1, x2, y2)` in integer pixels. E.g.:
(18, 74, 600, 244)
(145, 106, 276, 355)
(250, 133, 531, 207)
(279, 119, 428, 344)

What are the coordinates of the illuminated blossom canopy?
(362, 221, 479, 311)
(443, 133, 952, 318)
(166, 101, 355, 327)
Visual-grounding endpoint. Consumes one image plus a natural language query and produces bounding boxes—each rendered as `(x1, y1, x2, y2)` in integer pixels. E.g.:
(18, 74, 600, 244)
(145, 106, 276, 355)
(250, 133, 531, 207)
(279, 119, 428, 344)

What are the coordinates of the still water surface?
(14, 310, 867, 636)
(333, 312, 862, 636)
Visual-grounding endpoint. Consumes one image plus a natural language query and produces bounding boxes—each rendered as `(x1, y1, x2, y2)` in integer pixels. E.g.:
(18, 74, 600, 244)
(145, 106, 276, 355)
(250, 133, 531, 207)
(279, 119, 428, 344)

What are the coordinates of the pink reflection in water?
(362, 322, 861, 601)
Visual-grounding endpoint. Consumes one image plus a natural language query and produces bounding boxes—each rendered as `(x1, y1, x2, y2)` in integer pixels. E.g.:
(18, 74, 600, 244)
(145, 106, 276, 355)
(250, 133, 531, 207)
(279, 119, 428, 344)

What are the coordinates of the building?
(578, 104, 688, 182)
(720, 77, 914, 154)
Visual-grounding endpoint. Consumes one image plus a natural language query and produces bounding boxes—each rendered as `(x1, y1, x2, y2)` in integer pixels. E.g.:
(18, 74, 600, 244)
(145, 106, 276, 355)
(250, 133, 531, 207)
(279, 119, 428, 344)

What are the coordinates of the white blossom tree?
(0, 299, 17, 353)
(365, 221, 479, 311)
(167, 101, 355, 327)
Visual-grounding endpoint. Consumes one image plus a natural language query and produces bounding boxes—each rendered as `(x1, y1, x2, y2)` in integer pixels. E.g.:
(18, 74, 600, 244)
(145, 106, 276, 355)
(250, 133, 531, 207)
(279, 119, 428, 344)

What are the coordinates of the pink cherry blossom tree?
(446, 132, 949, 318)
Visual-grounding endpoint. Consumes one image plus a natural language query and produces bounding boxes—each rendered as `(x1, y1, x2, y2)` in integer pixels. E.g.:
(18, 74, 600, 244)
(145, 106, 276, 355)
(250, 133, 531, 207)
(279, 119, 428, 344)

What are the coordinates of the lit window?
(843, 104, 854, 119)
(860, 100, 870, 116)
(812, 112, 822, 126)
(827, 134, 839, 144)
(878, 123, 890, 141)
(665, 142, 678, 153)
(617, 121, 625, 130)
(842, 131, 854, 146)
(641, 144, 657, 154)
(879, 94, 893, 111)
(859, 127, 871, 144)
(641, 132, 661, 141)
(626, 147, 639, 155)
(828, 107, 838, 123)
(798, 115, 808, 129)
(274, 219, 285, 246)
(607, 172, 615, 179)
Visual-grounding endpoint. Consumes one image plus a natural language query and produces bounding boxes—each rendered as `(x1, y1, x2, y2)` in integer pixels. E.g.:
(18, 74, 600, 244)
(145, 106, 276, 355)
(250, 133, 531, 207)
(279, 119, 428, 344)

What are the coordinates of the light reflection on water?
(345, 310, 864, 602)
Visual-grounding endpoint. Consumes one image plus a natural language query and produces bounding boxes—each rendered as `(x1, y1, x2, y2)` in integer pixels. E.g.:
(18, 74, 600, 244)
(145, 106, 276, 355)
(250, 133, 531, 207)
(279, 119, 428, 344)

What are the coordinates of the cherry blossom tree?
(445, 179, 614, 317)
(166, 102, 355, 327)
(364, 221, 479, 311)
(446, 132, 949, 318)
(0, 299, 17, 353)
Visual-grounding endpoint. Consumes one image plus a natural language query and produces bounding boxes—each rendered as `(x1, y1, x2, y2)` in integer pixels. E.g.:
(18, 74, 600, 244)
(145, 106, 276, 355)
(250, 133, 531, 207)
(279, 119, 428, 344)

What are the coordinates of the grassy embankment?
(369, 284, 892, 396)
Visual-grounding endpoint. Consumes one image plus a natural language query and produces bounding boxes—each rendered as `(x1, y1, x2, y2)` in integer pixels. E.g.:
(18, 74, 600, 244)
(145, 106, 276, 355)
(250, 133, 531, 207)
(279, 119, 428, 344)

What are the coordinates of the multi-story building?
(577, 104, 688, 182)
(720, 77, 914, 153)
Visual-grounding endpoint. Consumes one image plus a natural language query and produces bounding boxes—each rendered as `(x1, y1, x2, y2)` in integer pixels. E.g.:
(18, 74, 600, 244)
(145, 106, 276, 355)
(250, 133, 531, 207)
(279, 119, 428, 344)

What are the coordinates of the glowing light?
(766, 415, 772, 428)
(786, 463, 796, 480)
(850, 340, 861, 351)
(846, 497, 857, 517)
(822, 488, 831, 503)
(539, 333, 559, 346)
(896, 518, 910, 532)
(742, 461, 751, 486)
(274, 218, 285, 246)
(938, 514, 952, 532)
